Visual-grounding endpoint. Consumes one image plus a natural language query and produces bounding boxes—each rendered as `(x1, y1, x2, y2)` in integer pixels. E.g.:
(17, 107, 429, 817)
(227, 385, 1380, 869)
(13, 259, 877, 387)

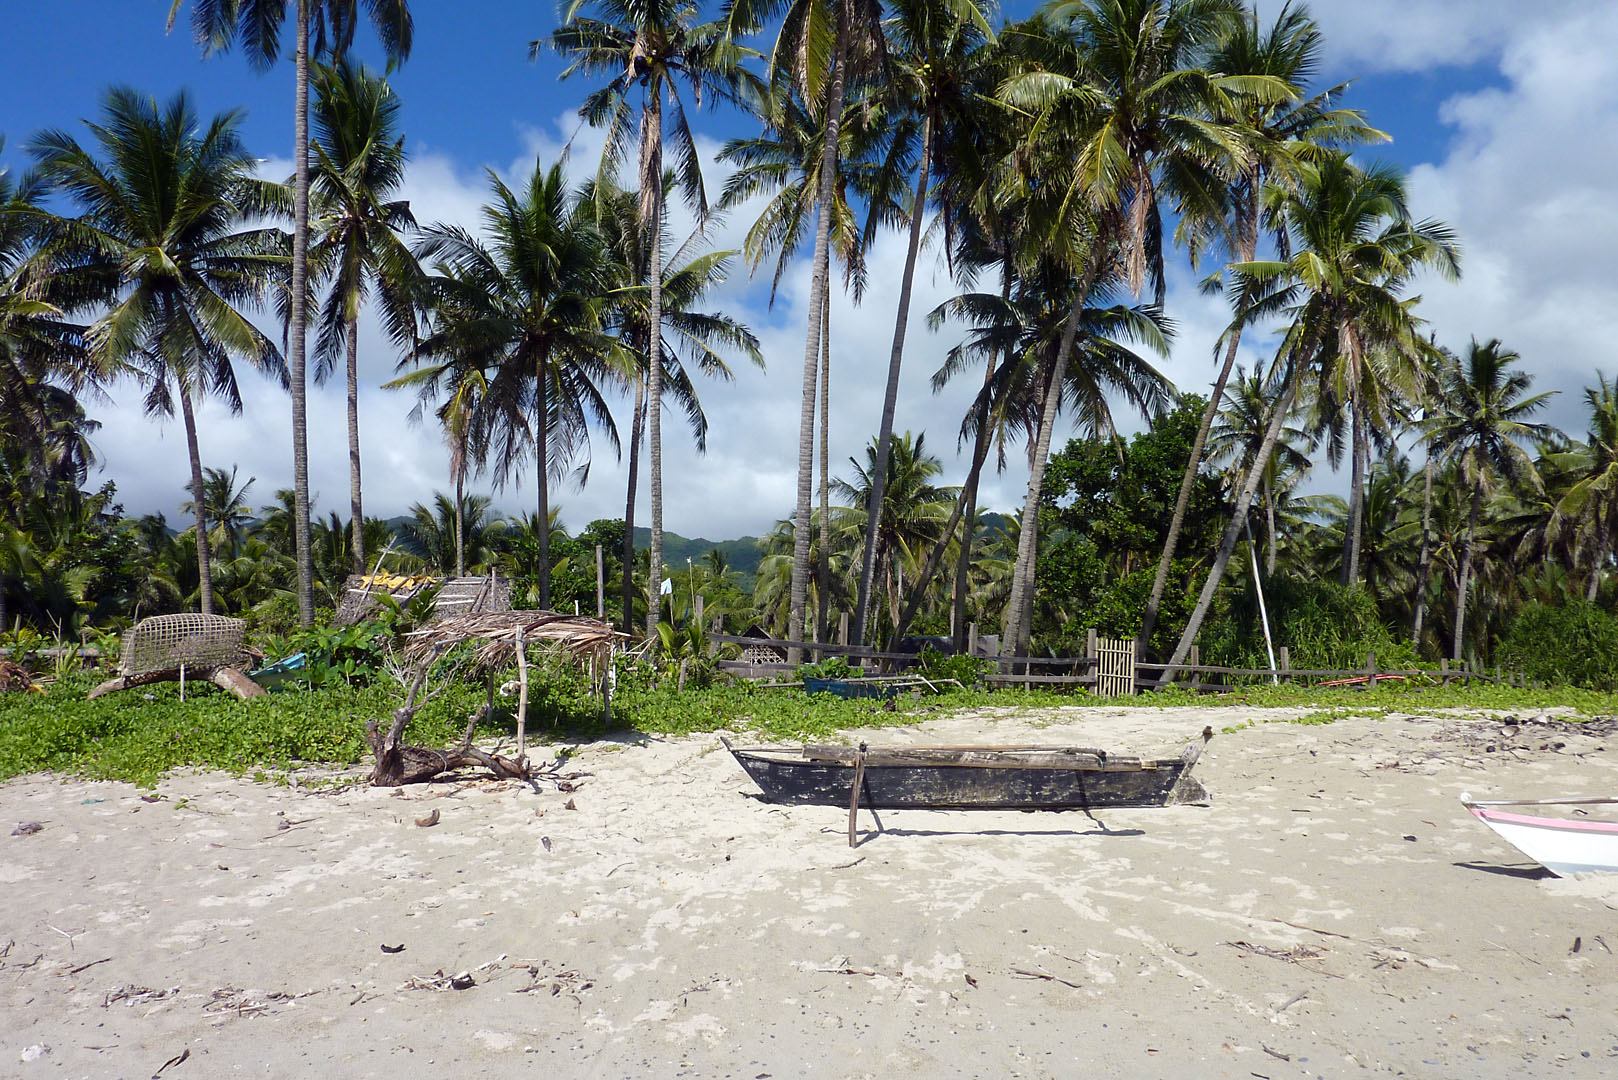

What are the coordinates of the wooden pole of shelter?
(595, 545, 605, 619)
(514, 625, 529, 766)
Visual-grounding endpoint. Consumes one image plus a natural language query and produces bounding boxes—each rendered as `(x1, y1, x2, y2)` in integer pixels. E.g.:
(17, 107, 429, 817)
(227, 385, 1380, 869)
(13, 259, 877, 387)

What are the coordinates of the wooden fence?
(707, 628, 1534, 694)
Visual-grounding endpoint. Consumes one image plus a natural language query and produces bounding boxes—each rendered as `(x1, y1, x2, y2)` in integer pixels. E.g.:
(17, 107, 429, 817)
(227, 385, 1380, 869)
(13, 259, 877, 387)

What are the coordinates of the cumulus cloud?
(1308, 0, 1583, 73)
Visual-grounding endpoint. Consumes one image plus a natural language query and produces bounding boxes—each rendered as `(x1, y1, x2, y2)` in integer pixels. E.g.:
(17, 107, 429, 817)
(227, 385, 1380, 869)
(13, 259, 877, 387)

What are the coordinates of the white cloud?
(1400, 4, 1618, 439)
(1307, 0, 1583, 73)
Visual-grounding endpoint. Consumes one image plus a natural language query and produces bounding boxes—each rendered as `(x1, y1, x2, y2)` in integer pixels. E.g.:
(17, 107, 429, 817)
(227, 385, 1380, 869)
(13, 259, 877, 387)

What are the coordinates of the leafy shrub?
(1202, 576, 1416, 673)
(798, 656, 862, 681)
(1499, 601, 1618, 690)
(916, 645, 990, 686)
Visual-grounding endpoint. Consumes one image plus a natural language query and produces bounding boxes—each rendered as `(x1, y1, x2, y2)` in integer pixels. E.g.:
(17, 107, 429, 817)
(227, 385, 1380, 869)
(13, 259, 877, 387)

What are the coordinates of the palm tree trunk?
(1452, 478, 1483, 662)
(536, 361, 550, 609)
(854, 108, 933, 646)
(1411, 451, 1434, 644)
(180, 390, 215, 615)
(643, 95, 666, 644)
(1162, 367, 1302, 680)
(454, 457, 465, 578)
(816, 288, 832, 645)
(1265, 473, 1277, 576)
(290, 0, 315, 628)
(346, 312, 365, 572)
(623, 377, 644, 633)
(1004, 257, 1102, 660)
(1343, 398, 1366, 586)
(788, 4, 849, 659)
(1588, 540, 1606, 602)
(1139, 187, 1260, 651)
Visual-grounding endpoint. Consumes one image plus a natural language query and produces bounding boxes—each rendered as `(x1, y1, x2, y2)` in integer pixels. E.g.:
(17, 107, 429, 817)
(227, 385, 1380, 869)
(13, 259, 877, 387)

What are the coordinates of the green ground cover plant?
(3, 658, 1614, 788)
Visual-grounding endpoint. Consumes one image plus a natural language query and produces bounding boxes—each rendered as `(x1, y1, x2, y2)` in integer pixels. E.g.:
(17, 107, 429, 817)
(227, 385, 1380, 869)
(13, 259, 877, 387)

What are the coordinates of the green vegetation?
(5, 663, 1613, 789)
(6, 0, 1618, 760)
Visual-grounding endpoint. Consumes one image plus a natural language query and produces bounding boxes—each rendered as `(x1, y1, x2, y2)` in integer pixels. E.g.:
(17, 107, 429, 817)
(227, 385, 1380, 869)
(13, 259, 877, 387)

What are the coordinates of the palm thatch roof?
(400, 611, 622, 672)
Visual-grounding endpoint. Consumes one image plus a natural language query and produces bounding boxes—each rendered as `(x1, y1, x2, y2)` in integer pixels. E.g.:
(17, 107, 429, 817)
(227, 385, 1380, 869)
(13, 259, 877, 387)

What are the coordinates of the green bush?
(797, 656, 862, 681)
(1202, 576, 1416, 673)
(917, 645, 990, 686)
(1499, 601, 1618, 690)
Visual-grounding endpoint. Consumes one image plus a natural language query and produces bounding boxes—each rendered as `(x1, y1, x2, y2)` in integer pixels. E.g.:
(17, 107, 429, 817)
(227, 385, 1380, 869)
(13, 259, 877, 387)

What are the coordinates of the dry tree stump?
(367, 659, 528, 787)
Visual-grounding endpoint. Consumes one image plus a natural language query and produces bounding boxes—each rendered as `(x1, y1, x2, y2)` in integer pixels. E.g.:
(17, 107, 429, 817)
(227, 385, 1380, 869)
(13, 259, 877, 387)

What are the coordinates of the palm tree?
(851, 0, 991, 646)
(180, 465, 258, 560)
(168, 0, 414, 628)
(1163, 152, 1459, 676)
(307, 57, 418, 572)
(1139, 0, 1383, 647)
(583, 177, 763, 631)
(1207, 366, 1311, 575)
(993, 0, 1263, 660)
(726, 0, 889, 655)
(719, 78, 895, 640)
(833, 431, 957, 636)
(383, 326, 491, 577)
(894, 256, 1174, 645)
(550, 0, 757, 641)
(1546, 375, 1618, 602)
(29, 89, 286, 615)
(411, 159, 625, 609)
(1426, 339, 1557, 661)
(399, 492, 499, 574)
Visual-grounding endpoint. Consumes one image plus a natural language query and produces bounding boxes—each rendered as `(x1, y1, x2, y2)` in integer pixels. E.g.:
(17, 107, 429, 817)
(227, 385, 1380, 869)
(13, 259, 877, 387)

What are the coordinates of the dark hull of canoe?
(728, 750, 1206, 810)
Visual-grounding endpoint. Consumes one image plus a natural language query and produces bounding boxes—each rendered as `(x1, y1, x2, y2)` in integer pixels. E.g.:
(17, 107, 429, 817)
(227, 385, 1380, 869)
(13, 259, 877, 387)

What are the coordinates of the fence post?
(838, 611, 850, 647)
(1364, 651, 1376, 692)
(595, 544, 604, 619)
(693, 593, 704, 629)
(1440, 657, 1449, 685)
(1188, 644, 1200, 688)
(1278, 645, 1291, 684)
(967, 621, 978, 658)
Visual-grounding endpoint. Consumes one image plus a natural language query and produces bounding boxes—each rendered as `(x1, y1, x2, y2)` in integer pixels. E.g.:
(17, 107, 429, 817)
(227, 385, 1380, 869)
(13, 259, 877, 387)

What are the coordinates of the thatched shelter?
(369, 611, 625, 786)
(335, 573, 511, 625)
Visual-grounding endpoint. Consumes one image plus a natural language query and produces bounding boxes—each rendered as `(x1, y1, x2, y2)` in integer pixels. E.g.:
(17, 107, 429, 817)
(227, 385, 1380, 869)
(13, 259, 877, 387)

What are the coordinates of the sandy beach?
(4, 705, 1618, 1078)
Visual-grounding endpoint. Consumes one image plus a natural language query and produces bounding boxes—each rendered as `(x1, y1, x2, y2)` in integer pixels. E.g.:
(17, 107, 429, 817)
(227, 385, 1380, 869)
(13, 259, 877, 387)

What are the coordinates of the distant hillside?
(630, 528, 763, 576)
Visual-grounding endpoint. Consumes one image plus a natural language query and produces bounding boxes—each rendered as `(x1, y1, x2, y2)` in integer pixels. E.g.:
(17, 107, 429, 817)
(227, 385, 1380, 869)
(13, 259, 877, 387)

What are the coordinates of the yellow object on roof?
(358, 572, 438, 591)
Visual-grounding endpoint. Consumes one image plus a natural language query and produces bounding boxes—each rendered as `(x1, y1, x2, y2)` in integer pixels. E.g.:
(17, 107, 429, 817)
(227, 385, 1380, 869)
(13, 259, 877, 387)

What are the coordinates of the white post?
(514, 625, 529, 766)
(1245, 518, 1278, 684)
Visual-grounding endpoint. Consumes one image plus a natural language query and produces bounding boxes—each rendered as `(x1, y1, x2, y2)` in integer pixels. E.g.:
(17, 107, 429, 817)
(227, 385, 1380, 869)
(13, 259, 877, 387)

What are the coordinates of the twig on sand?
(1275, 988, 1310, 1013)
(153, 1047, 190, 1075)
(68, 956, 111, 975)
(1261, 1045, 1291, 1062)
(47, 925, 80, 950)
(1012, 968, 1083, 989)
(826, 856, 865, 870)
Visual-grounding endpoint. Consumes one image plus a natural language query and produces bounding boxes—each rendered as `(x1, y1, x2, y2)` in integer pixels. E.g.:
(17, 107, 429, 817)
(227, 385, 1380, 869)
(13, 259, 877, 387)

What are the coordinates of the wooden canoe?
(722, 732, 1211, 811)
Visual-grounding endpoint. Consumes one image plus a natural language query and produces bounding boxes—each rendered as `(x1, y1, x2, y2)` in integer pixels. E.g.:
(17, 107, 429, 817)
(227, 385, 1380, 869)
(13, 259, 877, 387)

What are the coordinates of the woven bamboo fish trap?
(119, 614, 251, 678)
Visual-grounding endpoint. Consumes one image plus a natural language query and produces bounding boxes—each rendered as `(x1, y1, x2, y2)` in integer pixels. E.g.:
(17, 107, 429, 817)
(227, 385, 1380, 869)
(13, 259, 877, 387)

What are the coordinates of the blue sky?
(3, 1, 1612, 540)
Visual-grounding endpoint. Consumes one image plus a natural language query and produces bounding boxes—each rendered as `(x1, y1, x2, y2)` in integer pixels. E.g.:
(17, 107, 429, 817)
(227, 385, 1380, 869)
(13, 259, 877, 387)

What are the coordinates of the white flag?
(660, 578, 673, 595)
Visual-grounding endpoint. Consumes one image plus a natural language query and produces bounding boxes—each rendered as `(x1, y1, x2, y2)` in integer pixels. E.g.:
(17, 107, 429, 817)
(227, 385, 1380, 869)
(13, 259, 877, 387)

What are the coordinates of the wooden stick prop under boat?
(1461, 794, 1618, 876)
(723, 728, 1213, 847)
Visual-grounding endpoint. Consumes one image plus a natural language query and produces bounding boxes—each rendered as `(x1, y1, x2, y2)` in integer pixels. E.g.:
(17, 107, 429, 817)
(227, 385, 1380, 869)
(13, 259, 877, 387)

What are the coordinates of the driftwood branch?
(87, 666, 265, 701)
(367, 655, 526, 786)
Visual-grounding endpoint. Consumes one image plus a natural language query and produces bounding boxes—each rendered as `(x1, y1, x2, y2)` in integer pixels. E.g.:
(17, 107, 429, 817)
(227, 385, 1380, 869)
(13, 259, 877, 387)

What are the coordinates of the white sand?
(4, 705, 1618, 1078)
